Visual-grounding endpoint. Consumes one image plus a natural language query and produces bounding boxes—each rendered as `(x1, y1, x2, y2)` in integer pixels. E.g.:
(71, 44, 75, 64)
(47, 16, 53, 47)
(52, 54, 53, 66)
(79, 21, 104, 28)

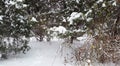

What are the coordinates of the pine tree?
(0, 0, 33, 58)
(23, 0, 67, 41)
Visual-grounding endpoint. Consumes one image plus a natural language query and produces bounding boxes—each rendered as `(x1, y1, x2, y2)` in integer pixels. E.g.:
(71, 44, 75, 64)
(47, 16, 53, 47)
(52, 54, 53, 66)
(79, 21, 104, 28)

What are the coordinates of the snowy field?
(0, 37, 71, 66)
(0, 37, 119, 66)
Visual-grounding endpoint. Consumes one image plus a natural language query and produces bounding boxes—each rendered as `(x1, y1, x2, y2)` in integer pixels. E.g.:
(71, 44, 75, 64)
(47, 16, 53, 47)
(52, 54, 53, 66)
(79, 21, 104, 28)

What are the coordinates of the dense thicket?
(0, 0, 119, 64)
(23, 0, 120, 42)
(23, 0, 120, 63)
(0, 0, 33, 58)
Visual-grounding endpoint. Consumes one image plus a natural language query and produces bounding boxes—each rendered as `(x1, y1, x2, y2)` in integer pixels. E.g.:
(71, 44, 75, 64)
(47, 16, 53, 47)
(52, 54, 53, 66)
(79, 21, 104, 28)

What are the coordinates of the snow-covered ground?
(0, 37, 71, 66)
(0, 37, 119, 66)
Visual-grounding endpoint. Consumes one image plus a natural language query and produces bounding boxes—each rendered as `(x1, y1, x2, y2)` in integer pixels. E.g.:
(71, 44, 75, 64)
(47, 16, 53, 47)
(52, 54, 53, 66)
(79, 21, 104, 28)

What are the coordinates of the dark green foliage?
(23, 0, 119, 42)
(1, 0, 118, 63)
(0, 0, 33, 58)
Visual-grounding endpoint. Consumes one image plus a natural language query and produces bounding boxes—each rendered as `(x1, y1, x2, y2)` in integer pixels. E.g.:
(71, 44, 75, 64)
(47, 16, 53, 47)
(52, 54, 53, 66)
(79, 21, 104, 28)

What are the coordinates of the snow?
(112, 1, 117, 6)
(85, 9, 92, 17)
(68, 11, 93, 23)
(0, 16, 3, 20)
(17, 0, 23, 2)
(68, 12, 83, 24)
(23, 4, 28, 7)
(31, 17, 38, 22)
(50, 26, 67, 34)
(97, 0, 103, 3)
(102, 3, 106, 7)
(86, 59, 91, 63)
(0, 37, 71, 66)
(86, 18, 93, 22)
(76, 0, 80, 3)
(0, 37, 119, 66)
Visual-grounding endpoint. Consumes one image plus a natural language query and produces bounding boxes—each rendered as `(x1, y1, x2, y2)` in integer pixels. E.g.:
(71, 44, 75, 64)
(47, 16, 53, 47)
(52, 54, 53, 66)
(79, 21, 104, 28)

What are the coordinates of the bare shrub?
(61, 34, 120, 66)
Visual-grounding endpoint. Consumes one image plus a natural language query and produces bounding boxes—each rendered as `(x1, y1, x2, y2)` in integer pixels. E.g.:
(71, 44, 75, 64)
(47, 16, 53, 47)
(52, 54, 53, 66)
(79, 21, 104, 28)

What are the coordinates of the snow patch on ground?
(0, 37, 118, 66)
(0, 37, 70, 66)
